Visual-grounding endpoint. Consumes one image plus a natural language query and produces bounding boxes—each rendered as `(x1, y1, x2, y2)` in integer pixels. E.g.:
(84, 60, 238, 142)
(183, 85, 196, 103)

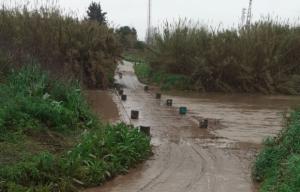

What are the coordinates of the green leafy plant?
(0, 65, 151, 191)
(254, 110, 300, 192)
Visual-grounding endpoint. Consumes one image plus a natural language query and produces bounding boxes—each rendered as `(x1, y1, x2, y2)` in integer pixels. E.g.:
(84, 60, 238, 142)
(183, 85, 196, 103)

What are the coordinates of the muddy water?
(86, 61, 300, 192)
(165, 93, 300, 144)
(86, 90, 119, 123)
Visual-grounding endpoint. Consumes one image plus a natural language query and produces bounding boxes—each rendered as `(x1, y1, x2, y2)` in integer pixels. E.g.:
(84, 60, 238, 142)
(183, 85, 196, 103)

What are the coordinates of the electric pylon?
(240, 8, 247, 27)
(246, 0, 253, 26)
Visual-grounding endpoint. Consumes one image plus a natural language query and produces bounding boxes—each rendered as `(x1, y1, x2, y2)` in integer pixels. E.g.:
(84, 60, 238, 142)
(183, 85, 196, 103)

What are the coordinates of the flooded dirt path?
(86, 61, 300, 192)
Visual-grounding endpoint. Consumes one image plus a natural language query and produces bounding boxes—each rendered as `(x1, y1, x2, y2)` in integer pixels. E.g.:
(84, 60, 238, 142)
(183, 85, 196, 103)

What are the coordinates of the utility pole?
(146, 0, 152, 43)
(246, 0, 253, 26)
(240, 8, 247, 27)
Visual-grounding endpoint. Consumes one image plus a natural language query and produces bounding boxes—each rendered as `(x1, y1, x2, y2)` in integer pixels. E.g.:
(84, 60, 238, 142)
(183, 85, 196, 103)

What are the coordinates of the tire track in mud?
(138, 145, 187, 192)
(135, 143, 172, 192)
(85, 61, 256, 192)
(184, 145, 208, 192)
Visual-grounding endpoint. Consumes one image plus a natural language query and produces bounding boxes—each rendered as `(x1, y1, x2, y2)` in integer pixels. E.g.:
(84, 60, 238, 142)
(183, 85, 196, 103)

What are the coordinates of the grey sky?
(2, 0, 300, 40)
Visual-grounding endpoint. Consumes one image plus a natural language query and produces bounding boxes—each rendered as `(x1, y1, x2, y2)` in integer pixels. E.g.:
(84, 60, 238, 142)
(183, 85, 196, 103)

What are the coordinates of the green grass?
(123, 51, 147, 64)
(253, 110, 300, 192)
(0, 64, 151, 191)
(134, 61, 191, 91)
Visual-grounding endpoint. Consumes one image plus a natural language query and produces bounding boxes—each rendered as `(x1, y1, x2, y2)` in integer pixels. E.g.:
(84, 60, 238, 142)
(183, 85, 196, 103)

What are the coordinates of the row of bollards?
(115, 83, 151, 136)
(142, 85, 210, 129)
(115, 78, 210, 139)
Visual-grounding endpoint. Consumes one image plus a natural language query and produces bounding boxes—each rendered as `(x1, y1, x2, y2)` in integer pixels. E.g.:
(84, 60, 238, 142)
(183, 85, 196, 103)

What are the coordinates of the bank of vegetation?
(140, 20, 300, 94)
(0, 4, 151, 192)
(0, 4, 122, 89)
(254, 109, 300, 192)
(0, 65, 151, 191)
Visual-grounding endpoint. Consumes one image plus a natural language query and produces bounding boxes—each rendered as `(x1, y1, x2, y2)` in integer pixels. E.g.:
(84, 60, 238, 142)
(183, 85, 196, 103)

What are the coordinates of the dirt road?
(86, 61, 298, 192)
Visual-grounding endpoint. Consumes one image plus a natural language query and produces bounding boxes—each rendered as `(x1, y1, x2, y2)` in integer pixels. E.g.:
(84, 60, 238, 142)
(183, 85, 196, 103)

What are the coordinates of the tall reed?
(149, 19, 300, 94)
(0, 4, 122, 88)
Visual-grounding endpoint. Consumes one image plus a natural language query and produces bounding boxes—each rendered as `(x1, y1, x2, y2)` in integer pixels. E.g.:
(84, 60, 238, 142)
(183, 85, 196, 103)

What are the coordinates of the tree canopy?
(116, 26, 138, 49)
(87, 2, 107, 25)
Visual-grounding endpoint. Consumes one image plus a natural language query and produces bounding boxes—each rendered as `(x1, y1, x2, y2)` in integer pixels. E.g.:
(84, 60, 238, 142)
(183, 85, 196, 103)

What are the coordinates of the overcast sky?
(2, 0, 300, 40)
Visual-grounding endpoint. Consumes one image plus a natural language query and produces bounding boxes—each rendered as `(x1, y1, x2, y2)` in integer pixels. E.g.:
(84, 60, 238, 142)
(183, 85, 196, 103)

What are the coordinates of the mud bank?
(85, 61, 300, 192)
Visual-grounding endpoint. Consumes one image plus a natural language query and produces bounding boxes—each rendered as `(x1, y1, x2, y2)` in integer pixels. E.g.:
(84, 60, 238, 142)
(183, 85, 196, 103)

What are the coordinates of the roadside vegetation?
(0, 3, 122, 89)
(0, 3, 151, 192)
(134, 62, 191, 90)
(0, 64, 151, 192)
(142, 19, 300, 94)
(254, 109, 300, 192)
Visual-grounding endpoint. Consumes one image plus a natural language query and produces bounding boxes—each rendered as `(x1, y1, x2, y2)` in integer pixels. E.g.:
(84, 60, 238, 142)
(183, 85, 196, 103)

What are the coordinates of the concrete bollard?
(118, 72, 123, 79)
(140, 126, 151, 136)
(144, 85, 149, 91)
(156, 93, 162, 99)
(121, 94, 127, 101)
(118, 89, 124, 95)
(199, 119, 209, 129)
(131, 110, 139, 119)
(179, 107, 187, 115)
(166, 99, 173, 106)
(114, 83, 121, 91)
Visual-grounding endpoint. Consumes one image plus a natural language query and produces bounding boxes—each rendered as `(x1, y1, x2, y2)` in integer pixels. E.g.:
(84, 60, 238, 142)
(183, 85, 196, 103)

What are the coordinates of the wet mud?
(85, 61, 300, 192)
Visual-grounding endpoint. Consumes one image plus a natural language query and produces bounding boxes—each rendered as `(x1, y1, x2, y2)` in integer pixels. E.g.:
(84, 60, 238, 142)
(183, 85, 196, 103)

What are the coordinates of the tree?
(116, 26, 138, 49)
(87, 2, 107, 25)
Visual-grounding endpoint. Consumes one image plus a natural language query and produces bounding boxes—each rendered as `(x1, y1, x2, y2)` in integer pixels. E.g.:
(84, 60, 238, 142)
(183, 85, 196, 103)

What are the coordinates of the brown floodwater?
(85, 61, 300, 192)
(86, 90, 119, 123)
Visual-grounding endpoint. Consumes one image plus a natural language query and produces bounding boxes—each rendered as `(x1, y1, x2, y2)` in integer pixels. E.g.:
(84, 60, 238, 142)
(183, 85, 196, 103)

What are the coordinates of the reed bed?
(148, 19, 300, 94)
(0, 4, 122, 88)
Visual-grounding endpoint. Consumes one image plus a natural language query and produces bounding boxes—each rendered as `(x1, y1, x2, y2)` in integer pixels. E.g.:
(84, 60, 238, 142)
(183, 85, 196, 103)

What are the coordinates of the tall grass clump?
(0, 64, 151, 191)
(0, 5, 122, 88)
(253, 110, 300, 192)
(148, 19, 300, 94)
